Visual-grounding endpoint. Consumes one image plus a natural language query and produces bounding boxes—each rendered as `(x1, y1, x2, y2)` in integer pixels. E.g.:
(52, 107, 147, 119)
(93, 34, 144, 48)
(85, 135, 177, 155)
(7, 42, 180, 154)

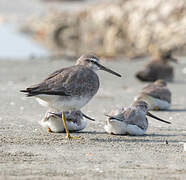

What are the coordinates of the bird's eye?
(86, 58, 98, 63)
(85, 59, 91, 62)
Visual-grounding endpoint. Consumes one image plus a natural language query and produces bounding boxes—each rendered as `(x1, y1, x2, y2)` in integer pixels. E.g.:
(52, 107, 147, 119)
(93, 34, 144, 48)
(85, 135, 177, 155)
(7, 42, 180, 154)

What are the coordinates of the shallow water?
(0, 24, 49, 60)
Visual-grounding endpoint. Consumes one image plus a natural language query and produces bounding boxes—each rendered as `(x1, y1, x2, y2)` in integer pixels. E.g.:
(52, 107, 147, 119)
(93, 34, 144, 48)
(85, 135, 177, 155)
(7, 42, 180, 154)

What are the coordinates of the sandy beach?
(0, 57, 186, 179)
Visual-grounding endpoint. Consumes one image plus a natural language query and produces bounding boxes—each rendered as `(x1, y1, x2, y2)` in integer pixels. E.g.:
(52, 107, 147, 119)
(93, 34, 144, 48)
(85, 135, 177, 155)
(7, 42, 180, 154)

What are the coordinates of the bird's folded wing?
(20, 65, 98, 97)
(142, 85, 171, 102)
(20, 66, 73, 96)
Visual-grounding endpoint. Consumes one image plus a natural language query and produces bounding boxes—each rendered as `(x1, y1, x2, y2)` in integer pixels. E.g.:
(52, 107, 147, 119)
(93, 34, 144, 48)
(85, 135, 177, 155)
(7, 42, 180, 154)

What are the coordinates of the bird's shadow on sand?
(78, 131, 106, 135)
(47, 130, 186, 144)
(86, 132, 186, 143)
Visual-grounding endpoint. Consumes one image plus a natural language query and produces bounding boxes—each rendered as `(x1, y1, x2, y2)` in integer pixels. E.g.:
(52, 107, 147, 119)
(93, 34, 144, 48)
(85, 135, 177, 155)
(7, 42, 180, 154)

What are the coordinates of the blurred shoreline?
(1, 0, 186, 60)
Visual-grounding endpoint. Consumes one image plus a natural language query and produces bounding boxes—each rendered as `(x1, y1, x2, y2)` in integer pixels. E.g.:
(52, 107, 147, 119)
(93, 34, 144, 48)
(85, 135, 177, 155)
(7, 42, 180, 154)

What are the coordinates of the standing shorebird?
(134, 80, 171, 110)
(104, 101, 171, 136)
(136, 50, 177, 82)
(40, 109, 95, 133)
(20, 54, 121, 139)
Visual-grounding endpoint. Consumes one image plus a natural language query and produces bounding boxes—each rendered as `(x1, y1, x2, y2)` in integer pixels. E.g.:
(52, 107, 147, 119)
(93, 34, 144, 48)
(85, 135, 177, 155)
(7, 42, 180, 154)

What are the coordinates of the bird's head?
(132, 101, 149, 113)
(76, 54, 121, 77)
(132, 101, 171, 124)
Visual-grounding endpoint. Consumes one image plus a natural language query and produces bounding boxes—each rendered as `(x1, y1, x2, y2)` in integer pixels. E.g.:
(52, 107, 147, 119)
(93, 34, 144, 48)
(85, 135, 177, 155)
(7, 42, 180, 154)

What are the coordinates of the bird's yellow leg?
(62, 112, 81, 140)
(154, 106, 160, 111)
(62, 112, 71, 139)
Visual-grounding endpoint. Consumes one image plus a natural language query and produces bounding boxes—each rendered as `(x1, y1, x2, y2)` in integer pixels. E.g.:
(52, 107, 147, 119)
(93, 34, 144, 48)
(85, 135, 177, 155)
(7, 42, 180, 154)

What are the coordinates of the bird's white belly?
(134, 95, 170, 110)
(36, 95, 91, 111)
(104, 120, 146, 136)
(39, 116, 87, 133)
(126, 124, 146, 135)
(104, 120, 127, 135)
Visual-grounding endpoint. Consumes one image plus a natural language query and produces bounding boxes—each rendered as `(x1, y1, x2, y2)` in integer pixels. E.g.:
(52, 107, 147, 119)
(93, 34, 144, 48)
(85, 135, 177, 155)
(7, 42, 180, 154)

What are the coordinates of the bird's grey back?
(123, 107, 148, 131)
(145, 61, 173, 80)
(141, 82, 171, 103)
(46, 109, 83, 125)
(29, 65, 100, 97)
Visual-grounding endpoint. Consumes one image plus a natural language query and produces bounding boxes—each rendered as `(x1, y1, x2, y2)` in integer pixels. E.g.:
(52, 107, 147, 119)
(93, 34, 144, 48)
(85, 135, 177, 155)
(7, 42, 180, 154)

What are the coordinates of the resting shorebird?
(136, 50, 177, 82)
(40, 109, 95, 133)
(20, 54, 121, 139)
(134, 80, 171, 110)
(104, 101, 171, 136)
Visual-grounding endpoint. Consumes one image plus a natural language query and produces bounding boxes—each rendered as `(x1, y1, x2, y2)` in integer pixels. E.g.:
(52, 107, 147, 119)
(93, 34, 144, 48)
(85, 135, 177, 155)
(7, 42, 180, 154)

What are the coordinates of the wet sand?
(0, 57, 186, 179)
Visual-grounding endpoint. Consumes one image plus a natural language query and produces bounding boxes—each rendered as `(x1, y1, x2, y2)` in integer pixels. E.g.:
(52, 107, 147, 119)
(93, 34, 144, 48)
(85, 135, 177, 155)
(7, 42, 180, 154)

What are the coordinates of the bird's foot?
(48, 128, 52, 133)
(154, 106, 160, 111)
(66, 134, 81, 140)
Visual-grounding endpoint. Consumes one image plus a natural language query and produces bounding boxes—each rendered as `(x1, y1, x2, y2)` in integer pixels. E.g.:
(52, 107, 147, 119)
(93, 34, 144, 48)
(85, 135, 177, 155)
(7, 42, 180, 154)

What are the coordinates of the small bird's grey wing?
(123, 108, 136, 123)
(124, 108, 148, 130)
(142, 84, 171, 103)
(141, 83, 156, 94)
(109, 107, 125, 117)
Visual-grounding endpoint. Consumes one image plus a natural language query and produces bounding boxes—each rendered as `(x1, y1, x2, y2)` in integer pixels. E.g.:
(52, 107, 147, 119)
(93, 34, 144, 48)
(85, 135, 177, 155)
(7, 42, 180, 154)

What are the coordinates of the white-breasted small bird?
(40, 109, 95, 133)
(136, 50, 177, 82)
(134, 79, 171, 110)
(104, 101, 171, 136)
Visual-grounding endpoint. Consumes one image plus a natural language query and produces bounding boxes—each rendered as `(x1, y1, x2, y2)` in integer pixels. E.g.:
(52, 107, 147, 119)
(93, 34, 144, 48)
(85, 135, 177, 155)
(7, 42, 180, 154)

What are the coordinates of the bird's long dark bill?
(49, 112, 95, 121)
(98, 64, 121, 77)
(82, 113, 95, 121)
(146, 112, 171, 124)
(104, 114, 123, 121)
